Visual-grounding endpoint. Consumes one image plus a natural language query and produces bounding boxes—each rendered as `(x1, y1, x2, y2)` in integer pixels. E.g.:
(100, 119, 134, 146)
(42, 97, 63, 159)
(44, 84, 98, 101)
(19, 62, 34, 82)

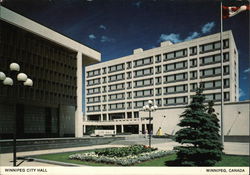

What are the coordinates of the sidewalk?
(0, 139, 249, 167)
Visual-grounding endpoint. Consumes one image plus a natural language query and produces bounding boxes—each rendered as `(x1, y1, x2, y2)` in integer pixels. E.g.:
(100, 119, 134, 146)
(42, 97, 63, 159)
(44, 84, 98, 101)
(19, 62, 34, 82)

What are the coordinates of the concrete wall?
(140, 101, 250, 136)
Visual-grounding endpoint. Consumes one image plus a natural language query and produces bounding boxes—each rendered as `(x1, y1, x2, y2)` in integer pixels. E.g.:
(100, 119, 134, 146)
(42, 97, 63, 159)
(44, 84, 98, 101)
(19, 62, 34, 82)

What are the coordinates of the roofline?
(0, 6, 101, 62)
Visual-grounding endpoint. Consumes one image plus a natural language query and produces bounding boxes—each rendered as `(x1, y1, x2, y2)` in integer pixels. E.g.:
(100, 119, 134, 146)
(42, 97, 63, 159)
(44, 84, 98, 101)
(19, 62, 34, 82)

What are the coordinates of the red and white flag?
(222, 4, 250, 18)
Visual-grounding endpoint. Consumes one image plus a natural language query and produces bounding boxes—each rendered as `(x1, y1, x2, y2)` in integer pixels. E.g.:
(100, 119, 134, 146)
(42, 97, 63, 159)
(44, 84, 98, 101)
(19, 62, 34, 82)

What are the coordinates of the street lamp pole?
(0, 63, 33, 167)
(143, 100, 158, 147)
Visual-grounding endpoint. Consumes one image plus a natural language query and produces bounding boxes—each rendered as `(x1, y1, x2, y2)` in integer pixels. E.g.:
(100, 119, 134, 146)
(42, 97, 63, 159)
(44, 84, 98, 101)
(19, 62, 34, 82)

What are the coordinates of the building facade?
(84, 31, 239, 134)
(0, 6, 100, 139)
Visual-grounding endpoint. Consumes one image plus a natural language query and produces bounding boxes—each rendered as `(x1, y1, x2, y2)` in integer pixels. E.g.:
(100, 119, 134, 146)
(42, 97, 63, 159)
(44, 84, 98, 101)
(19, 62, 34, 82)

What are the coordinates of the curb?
(22, 157, 88, 167)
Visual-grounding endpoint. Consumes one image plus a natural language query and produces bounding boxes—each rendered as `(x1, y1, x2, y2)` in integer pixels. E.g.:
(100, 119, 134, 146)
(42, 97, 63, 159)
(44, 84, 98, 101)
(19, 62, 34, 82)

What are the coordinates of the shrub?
(94, 145, 157, 157)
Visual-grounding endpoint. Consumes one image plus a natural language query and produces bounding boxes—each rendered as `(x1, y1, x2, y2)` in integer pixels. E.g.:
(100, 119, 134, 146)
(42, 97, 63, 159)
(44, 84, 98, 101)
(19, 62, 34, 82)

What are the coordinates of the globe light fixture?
(142, 100, 158, 147)
(3, 77, 14, 86)
(0, 72, 6, 81)
(23, 78, 33, 87)
(0, 63, 33, 167)
(9, 63, 20, 72)
(17, 73, 28, 82)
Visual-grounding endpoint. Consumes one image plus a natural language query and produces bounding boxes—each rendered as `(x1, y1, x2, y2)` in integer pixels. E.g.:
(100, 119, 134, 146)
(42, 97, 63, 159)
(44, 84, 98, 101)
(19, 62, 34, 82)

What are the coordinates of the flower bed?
(94, 145, 157, 157)
(69, 145, 175, 166)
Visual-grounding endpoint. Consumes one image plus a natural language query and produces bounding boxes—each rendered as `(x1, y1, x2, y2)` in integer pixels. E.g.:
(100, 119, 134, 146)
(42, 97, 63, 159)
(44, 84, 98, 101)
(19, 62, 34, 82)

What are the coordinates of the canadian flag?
(222, 5, 250, 18)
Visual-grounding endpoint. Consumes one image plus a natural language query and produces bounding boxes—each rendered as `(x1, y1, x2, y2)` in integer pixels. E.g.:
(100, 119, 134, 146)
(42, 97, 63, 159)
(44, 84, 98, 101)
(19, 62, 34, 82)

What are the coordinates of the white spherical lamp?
(3, 77, 13, 86)
(0, 72, 6, 81)
(17, 73, 28, 82)
(10, 63, 20, 72)
(24, 78, 33, 87)
(148, 100, 153, 105)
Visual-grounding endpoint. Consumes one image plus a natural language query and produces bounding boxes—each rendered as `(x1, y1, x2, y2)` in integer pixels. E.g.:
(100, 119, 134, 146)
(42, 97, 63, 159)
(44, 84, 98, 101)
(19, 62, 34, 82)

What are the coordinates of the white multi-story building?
(84, 31, 239, 135)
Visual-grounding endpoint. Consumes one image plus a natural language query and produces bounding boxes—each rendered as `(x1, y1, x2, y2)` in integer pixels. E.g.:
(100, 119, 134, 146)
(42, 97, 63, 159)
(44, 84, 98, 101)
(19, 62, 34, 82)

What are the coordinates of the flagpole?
(220, 1, 224, 146)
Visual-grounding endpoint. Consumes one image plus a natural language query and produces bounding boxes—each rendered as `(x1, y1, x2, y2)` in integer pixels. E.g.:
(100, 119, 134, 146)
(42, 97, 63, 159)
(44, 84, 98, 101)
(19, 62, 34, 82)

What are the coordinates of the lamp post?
(0, 63, 33, 167)
(142, 100, 158, 147)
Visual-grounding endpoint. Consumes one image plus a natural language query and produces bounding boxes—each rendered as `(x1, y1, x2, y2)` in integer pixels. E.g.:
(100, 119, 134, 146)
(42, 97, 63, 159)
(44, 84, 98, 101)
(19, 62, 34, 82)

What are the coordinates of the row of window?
(87, 77, 230, 95)
(87, 92, 230, 112)
(87, 64, 230, 86)
(86, 39, 230, 77)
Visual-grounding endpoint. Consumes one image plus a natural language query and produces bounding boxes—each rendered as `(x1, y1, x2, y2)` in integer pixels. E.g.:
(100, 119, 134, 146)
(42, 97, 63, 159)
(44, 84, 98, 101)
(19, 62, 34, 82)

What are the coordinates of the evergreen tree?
(174, 88, 223, 166)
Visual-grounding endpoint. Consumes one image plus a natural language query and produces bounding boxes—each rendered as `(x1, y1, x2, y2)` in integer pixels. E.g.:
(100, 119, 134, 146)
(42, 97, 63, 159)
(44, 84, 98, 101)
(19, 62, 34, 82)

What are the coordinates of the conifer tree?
(174, 88, 223, 166)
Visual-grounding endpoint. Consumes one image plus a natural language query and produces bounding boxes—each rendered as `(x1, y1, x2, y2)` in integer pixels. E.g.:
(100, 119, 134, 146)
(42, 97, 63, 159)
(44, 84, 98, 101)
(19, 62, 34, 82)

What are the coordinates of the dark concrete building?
(0, 6, 100, 139)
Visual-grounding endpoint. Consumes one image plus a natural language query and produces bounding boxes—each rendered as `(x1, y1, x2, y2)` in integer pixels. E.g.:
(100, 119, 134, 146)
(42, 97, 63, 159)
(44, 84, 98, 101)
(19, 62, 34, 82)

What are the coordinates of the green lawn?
(32, 151, 249, 167)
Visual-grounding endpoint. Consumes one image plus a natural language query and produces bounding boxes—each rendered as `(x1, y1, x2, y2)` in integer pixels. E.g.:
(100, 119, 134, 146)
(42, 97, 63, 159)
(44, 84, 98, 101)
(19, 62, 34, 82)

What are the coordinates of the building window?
(164, 96, 188, 106)
(134, 67, 153, 78)
(109, 83, 125, 92)
(127, 82, 132, 89)
(102, 95, 106, 102)
(109, 73, 125, 82)
(87, 105, 101, 112)
(155, 65, 161, 74)
(155, 88, 162, 96)
(155, 55, 161, 63)
(134, 57, 153, 67)
(189, 46, 197, 55)
(134, 89, 153, 98)
(109, 103, 125, 110)
(190, 71, 197, 79)
(164, 61, 187, 72)
(102, 86, 106, 93)
(199, 39, 229, 54)
(102, 67, 106, 74)
(87, 87, 101, 94)
(164, 84, 187, 94)
(156, 99, 162, 106)
(204, 92, 230, 102)
(127, 72, 132, 79)
(134, 78, 153, 88)
(127, 92, 132, 99)
(127, 102, 132, 109)
(200, 53, 229, 66)
(109, 93, 125, 101)
(155, 77, 162, 85)
(87, 96, 101, 104)
(190, 59, 197, 67)
(87, 69, 101, 78)
(165, 72, 187, 83)
(127, 62, 132, 69)
(108, 63, 125, 73)
(164, 49, 187, 60)
(102, 77, 106, 83)
(190, 83, 198, 91)
(87, 78, 100, 86)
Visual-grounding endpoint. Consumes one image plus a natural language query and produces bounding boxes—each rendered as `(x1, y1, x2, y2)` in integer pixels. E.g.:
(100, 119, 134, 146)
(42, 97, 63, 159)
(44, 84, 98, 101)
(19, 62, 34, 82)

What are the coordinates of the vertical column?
(121, 125, 124, 133)
(138, 123, 142, 135)
(75, 51, 83, 137)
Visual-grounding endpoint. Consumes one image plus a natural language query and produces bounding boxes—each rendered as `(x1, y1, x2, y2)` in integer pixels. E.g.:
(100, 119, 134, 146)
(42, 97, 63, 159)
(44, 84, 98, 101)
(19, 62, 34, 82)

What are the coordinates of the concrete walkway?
(0, 137, 249, 167)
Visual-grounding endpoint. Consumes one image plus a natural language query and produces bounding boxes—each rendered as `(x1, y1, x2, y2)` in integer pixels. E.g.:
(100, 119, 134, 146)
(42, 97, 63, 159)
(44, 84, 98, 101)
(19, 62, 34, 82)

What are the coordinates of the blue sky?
(2, 0, 249, 101)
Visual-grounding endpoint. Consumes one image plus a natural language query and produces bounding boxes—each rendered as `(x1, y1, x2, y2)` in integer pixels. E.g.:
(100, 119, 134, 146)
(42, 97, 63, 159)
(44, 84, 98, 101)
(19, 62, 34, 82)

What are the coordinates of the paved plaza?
(0, 136, 249, 167)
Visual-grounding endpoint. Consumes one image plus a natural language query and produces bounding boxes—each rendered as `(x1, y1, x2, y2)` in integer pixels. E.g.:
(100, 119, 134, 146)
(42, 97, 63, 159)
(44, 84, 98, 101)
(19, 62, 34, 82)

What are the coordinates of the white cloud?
(184, 32, 200, 41)
(243, 76, 247, 80)
(99, 25, 107, 30)
(158, 22, 215, 44)
(201, 22, 215, 34)
(88, 34, 96, 40)
(158, 33, 181, 43)
(100, 36, 115, 43)
(243, 67, 250, 73)
(239, 88, 246, 98)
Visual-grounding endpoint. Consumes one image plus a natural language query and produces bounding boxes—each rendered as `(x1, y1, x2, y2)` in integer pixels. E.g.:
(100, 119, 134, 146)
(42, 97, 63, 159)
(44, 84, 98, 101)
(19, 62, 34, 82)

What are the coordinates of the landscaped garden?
(68, 145, 174, 166)
(31, 145, 249, 166)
